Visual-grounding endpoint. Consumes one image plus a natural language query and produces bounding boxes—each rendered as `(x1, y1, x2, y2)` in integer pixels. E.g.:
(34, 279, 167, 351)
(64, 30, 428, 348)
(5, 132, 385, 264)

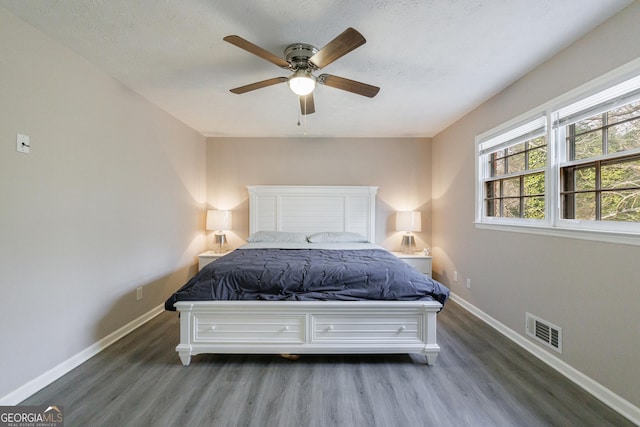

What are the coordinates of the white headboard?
(248, 186, 378, 242)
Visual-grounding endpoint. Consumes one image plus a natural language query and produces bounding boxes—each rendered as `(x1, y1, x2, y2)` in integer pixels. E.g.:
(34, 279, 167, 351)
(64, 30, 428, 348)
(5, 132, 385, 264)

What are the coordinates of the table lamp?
(396, 211, 421, 253)
(206, 210, 231, 253)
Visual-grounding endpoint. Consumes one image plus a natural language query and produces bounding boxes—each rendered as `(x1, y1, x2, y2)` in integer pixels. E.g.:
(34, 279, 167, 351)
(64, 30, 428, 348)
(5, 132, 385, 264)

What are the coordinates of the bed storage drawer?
(193, 313, 305, 344)
(311, 314, 423, 343)
(175, 301, 442, 366)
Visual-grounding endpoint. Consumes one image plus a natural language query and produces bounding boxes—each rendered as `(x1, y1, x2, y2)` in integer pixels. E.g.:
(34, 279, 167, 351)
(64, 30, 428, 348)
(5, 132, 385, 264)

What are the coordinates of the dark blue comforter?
(165, 248, 449, 310)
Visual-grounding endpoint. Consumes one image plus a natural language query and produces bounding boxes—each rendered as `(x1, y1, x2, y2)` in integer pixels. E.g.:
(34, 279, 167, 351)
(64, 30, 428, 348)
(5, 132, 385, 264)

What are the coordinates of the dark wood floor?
(22, 300, 632, 427)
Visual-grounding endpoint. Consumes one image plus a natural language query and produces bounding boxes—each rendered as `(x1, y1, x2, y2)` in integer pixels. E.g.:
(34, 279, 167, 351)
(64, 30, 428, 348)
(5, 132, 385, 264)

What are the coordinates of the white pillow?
(307, 232, 369, 243)
(246, 231, 309, 243)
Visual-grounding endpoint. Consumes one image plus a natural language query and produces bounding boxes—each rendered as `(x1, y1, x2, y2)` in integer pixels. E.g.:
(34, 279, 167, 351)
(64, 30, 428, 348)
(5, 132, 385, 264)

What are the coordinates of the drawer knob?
(398, 325, 406, 332)
(283, 326, 289, 332)
(209, 326, 216, 331)
(326, 325, 334, 332)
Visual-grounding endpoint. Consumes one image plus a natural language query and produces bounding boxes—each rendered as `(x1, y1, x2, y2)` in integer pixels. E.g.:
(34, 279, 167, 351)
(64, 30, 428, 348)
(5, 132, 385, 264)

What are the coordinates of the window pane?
(574, 193, 596, 220)
(529, 136, 546, 149)
(524, 173, 545, 196)
(528, 145, 547, 169)
(574, 166, 596, 191)
(491, 154, 505, 177)
(507, 142, 525, 156)
(503, 177, 520, 197)
(601, 158, 640, 189)
(575, 114, 603, 134)
(486, 199, 500, 217)
(607, 100, 640, 125)
(507, 152, 525, 174)
(573, 131, 602, 160)
(601, 190, 640, 222)
(524, 197, 545, 219)
(503, 198, 520, 218)
(486, 180, 501, 199)
(607, 116, 640, 154)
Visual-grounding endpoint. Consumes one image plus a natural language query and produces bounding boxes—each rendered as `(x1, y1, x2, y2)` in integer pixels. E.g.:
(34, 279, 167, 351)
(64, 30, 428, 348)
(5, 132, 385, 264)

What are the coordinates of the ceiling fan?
(223, 28, 380, 115)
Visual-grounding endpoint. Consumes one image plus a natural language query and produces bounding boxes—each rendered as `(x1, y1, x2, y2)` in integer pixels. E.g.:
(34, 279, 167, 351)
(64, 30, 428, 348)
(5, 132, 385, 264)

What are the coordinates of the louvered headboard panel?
(247, 186, 378, 242)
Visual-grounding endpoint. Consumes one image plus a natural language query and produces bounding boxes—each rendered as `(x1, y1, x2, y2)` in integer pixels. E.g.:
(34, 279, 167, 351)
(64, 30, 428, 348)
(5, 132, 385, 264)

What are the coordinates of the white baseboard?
(450, 293, 640, 426)
(0, 304, 165, 406)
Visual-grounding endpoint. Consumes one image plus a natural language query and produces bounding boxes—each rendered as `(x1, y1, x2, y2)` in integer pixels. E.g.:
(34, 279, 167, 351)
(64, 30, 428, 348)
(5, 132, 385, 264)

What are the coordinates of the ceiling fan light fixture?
(288, 69, 316, 96)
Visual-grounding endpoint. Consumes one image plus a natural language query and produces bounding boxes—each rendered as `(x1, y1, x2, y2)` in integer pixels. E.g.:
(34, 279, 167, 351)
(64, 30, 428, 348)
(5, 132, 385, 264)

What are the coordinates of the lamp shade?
(206, 210, 231, 231)
(396, 211, 422, 232)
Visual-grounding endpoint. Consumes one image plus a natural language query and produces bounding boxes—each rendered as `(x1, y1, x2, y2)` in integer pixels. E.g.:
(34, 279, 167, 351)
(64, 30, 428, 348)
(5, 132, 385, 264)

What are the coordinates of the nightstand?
(391, 252, 432, 277)
(198, 250, 232, 271)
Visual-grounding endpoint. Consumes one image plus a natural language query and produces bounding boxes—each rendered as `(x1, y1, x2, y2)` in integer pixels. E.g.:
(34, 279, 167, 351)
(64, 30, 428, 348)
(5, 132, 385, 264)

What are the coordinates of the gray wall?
(206, 137, 433, 251)
(432, 2, 640, 407)
(0, 8, 206, 399)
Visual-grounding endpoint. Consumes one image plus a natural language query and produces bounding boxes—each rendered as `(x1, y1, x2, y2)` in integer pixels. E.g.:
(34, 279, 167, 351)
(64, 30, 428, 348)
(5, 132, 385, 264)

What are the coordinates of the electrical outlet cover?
(17, 134, 30, 153)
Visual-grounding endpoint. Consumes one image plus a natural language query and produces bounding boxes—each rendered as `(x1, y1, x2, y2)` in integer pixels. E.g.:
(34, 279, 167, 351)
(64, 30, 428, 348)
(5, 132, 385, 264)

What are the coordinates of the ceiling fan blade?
(308, 28, 366, 69)
(223, 35, 290, 68)
(230, 77, 288, 94)
(300, 93, 315, 115)
(317, 74, 380, 98)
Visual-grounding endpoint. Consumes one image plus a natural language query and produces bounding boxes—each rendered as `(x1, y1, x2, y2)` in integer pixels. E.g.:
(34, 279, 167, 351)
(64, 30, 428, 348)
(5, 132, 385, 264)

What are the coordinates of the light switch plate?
(17, 134, 30, 154)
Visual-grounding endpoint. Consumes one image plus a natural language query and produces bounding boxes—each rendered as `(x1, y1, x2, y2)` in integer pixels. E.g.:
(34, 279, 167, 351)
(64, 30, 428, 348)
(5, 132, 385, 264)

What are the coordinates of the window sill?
(474, 221, 640, 247)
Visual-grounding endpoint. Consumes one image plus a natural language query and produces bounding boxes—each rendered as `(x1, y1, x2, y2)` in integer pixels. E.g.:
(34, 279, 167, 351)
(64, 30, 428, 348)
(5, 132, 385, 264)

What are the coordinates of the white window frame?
(477, 114, 549, 226)
(475, 58, 640, 247)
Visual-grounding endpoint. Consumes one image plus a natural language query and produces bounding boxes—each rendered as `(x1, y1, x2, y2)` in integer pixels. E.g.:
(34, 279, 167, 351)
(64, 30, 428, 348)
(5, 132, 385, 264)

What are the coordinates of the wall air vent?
(525, 312, 562, 353)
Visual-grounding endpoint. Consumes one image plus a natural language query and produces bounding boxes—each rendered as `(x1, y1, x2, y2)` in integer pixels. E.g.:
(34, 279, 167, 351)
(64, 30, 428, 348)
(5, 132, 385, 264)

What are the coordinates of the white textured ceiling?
(1, 0, 634, 138)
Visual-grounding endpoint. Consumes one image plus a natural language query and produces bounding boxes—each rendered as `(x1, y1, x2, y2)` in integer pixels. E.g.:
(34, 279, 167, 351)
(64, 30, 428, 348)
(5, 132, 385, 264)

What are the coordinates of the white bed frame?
(174, 186, 442, 365)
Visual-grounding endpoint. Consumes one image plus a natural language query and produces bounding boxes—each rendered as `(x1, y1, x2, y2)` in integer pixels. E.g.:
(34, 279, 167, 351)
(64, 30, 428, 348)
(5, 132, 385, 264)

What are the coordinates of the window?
(476, 67, 640, 243)
(560, 102, 640, 222)
(486, 136, 547, 219)
(477, 116, 547, 223)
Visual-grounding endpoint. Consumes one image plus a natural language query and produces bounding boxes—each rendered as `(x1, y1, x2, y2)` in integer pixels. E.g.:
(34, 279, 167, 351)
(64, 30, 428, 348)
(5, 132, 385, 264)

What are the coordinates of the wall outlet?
(453, 271, 458, 282)
(136, 286, 143, 301)
(466, 278, 471, 289)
